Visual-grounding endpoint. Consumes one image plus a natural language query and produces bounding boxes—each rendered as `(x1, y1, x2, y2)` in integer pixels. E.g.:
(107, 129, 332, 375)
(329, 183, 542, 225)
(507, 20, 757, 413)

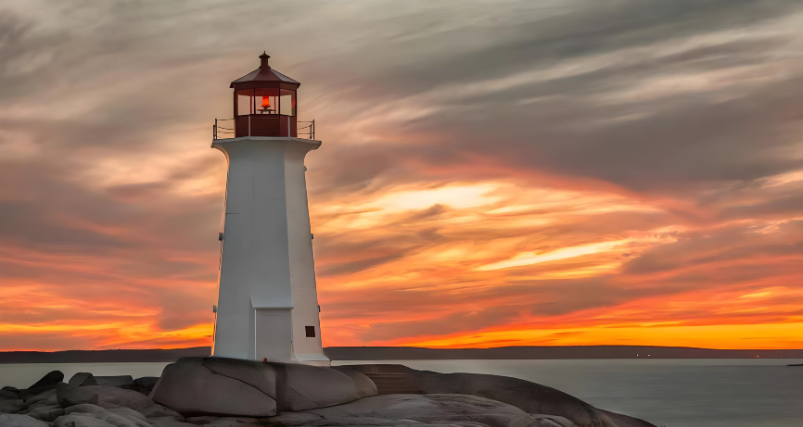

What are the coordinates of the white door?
(255, 309, 293, 361)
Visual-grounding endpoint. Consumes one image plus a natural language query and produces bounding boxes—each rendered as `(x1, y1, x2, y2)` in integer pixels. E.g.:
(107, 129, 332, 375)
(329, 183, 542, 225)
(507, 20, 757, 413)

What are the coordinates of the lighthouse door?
(254, 308, 293, 362)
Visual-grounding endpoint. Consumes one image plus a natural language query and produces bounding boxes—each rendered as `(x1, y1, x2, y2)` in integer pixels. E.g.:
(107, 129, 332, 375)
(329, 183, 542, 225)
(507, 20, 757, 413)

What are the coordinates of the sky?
(1, 0, 803, 351)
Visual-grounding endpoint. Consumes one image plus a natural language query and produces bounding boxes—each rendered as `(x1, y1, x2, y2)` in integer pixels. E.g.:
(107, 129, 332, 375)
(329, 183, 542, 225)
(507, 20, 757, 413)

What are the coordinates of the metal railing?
(297, 120, 315, 140)
(213, 118, 315, 140)
(213, 118, 235, 140)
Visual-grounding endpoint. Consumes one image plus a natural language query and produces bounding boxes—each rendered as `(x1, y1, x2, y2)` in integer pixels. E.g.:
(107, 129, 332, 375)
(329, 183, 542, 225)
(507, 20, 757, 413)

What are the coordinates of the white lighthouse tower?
(211, 53, 328, 366)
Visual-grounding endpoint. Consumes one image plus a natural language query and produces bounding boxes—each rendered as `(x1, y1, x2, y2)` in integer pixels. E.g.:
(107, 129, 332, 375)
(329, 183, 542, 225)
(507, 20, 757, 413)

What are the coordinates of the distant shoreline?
(1, 345, 802, 363)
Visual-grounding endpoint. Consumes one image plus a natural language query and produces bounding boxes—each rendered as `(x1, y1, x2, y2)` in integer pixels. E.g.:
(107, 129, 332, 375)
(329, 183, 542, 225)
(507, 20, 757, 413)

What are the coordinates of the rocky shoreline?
(0, 357, 656, 427)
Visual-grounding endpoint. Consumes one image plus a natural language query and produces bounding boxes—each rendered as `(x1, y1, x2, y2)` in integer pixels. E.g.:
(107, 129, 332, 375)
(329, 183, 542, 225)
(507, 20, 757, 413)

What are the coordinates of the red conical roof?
(230, 52, 300, 90)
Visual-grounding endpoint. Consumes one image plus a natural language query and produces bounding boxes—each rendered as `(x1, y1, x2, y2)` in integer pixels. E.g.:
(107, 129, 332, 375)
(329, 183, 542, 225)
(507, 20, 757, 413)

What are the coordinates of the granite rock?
(147, 418, 197, 427)
(52, 413, 116, 427)
(57, 383, 100, 406)
(21, 371, 64, 400)
(274, 362, 360, 412)
(105, 406, 152, 425)
(202, 358, 277, 398)
(421, 371, 610, 427)
(85, 387, 154, 411)
(69, 373, 99, 387)
(150, 358, 276, 418)
(64, 404, 152, 427)
(57, 383, 163, 414)
(0, 414, 50, 427)
(330, 366, 379, 398)
(307, 393, 540, 427)
(95, 376, 135, 390)
(261, 411, 323, 426)
(136, 403, 182, 420)
(206, 418, 263, 427)
(27, 371, 64, 389)
(1, 389, 20, 400)
(184, 416, 218, 425)
(132, 378, 159, 395)
(23, 389, 57, 409)
(0, 398, 25, 414)
(27, 404, 65, 422)
(347, 365, 648, 427)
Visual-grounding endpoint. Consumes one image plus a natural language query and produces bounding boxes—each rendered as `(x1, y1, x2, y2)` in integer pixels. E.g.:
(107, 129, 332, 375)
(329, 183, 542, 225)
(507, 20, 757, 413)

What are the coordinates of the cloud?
(2, 0, 803, 350)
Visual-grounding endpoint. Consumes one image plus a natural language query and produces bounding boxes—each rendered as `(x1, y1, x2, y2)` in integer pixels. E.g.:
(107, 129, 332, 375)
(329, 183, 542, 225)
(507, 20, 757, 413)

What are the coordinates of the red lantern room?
(229, 52, 301, 138)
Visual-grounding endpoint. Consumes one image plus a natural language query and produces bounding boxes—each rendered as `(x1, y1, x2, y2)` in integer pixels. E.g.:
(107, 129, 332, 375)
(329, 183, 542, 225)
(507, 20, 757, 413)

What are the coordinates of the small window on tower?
(305, 326, 316, 338)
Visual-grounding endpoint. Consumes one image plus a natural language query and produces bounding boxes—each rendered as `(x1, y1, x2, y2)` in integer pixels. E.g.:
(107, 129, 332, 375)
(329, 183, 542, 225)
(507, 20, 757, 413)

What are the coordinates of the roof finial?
(259, 51, 270, 69)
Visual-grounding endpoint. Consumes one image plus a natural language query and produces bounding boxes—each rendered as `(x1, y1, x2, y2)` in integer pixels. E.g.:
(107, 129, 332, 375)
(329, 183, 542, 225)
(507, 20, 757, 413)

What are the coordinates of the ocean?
(1, 359, 801, 427)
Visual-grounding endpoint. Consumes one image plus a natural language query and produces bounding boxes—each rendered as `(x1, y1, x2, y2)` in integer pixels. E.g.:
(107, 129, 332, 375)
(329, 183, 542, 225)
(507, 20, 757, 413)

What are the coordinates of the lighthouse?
(211, 53, 328, 366)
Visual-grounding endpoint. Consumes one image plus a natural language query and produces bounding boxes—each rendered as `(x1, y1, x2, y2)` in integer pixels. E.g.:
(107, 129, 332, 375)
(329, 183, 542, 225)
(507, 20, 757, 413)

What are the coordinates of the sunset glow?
(2, 1, 803, 352)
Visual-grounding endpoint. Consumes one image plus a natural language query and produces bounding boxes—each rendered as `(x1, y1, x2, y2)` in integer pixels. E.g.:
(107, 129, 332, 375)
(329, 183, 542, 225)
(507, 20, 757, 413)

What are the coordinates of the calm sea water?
(1, 359, 801, 427)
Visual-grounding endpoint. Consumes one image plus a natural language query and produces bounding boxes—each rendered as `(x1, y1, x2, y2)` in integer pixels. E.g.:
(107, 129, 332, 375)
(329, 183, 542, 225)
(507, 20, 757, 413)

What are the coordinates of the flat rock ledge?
(0, 358, 656, 427)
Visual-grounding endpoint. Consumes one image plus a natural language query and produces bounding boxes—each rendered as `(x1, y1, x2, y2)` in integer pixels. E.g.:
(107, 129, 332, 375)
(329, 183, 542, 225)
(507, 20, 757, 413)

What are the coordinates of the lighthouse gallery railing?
(213, 118, 315, 140)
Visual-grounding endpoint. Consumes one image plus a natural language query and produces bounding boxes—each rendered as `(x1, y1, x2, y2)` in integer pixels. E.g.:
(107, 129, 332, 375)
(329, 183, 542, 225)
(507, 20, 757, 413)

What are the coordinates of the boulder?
(150, 358, 276, 418)
(52, 413, 116, 427)
(147, 418, 196, 427)
(57, 384, 158, 412)
(69, 373, 98, 387)
(262, 412, 323, 426)
(22, 389, 57, 409)
(57, 383, 99, 406)
(273, 362, 360, 412)
(64, 404, 151, 427)
(95, 376, 135, 390)
(184, 416, 217, 424)
(1, 389, 20, 400)
(418, 372, 617, 427)
(347, 365, 655, 427)
(27, 404, 64, 422)
(0, 398, 25, 413)
(27, 371, 64, 389)
(21, 371, 64, 400)
(132, 378, 159, 395)
(90, 387, 155, 412)
(0, 414, 50, 427)
(202, 358, 276, 397)
(330, 366, 379, 398)
(149, 357, 384, 416)
(206, 418, 263, 427)
(307, 393, 539, 427)
(135, 404, 182, 420)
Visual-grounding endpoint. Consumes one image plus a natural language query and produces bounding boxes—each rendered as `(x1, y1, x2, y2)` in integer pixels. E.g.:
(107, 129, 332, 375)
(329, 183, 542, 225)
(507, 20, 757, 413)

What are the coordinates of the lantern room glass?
(236, 88, 295, 117)
(236, 89, 254, 116)
(280, 90, 296, 116)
